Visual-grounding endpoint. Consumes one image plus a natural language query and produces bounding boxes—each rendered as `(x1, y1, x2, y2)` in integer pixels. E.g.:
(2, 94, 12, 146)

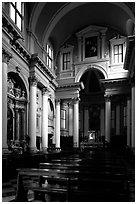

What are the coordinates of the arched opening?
(7, 72, 27, 148)
(79, 68, 105, 144)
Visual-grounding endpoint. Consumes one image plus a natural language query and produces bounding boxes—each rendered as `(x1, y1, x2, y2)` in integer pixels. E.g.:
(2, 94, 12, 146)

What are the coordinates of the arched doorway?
(7, 72, 27, 147)
(79, 68, 105, 143)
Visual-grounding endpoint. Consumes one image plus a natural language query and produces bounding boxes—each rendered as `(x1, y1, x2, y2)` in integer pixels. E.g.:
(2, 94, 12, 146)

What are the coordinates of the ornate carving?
(55, 99, 60, 105)
(29, 76, 38, 86)
(7, 78, 14, 95)
(15, 88, 21, 98)
(42, 87, 49, 95)
(104, 94, 111, 102)
(2, 48, 12, 64)
(16, 66, 21, 74)
(73, 97, 80, 104)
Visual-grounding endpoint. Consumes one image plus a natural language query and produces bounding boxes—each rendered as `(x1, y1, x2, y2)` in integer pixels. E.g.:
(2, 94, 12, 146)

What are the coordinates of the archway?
(79, 68, 105, 143)
(7, 72, 27, 147)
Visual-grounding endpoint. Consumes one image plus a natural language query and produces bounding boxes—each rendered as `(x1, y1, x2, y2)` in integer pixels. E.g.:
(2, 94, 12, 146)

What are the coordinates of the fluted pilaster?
(2, 48, 12, 150)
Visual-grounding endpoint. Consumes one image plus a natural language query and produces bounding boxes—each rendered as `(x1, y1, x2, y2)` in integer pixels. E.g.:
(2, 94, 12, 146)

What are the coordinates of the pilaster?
(2, 48, 12, 151)
(29, 76, 38, 152)
(55, 99, 61, 148)
(73, 97, 80, 148)
(104, 95, 111, 143)
(41, 87, 49, 152)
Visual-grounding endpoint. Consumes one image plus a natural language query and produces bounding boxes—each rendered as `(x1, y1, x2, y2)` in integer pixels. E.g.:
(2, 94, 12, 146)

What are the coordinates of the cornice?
(101, 78, 129, 86)
(10, 40, 31, 64)
(30, 54, 58, 88)
(2, 10, 31, 64)
(57, 82, 82, 90)
(2, 9, 23, 42)
(30, 53, 56, 79)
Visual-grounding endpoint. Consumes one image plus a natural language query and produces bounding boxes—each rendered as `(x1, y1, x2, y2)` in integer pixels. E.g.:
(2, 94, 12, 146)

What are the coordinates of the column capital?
(2, 48, 12, 64)
(73, 97, 80, 104)
(127, 96, 131, 101)
(42, 87, 49, 95)
(55, 99, 60, 105)
(104, 94, 111, 102)
(29, 76, 38, 86)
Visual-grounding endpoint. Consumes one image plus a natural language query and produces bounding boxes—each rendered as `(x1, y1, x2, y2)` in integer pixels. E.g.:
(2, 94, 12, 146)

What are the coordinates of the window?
(46, 44, 53, 69)
(114, 44, 123, 63)
(60, 45, 73, 72)
(110, 36, 127, 65)
(61, 109, 66, 129)
(9, 2, 24, 31)
(63, 52, 70, 70)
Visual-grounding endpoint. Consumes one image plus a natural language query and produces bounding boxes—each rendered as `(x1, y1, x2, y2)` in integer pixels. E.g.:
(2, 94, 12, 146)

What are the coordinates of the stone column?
(100, 106, 105, 138)
(116, 104, 120, 136)
(73, 98, 79, 148)
(29, 76, 38, 152)
(127, 97, 131, 146)
(105, 95, 111, 143)
(41, 88, 49, 152)
(69, 103, 74, 136)
(2, 48, 12, 150)
(15, 109, 19, 141)
(131, 85, 135, 148)
(55, 99, 60, 148)
(84, 108, 89, 137)
(101, 32, 106, 58)
(21, 109, 25, 140)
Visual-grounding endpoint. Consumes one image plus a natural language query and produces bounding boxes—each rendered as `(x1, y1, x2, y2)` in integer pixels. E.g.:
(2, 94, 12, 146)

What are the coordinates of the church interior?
(2, 2, 135, 202)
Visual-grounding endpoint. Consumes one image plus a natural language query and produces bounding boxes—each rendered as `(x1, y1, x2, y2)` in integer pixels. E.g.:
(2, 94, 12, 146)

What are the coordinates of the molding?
(30, 53, 58, 88)
(76, 25, 108, 37)
(57, 82, 82, 90)
(2, 9, 24, 42)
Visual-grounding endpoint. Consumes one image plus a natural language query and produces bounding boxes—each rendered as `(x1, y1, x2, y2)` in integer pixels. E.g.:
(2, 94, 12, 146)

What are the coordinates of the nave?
(2, 147, 135, 202)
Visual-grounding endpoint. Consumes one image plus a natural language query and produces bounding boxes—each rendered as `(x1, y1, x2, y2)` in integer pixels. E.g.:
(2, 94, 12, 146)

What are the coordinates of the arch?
(75, 64, 108, 83)
(7, 71, 29, 100)
(42, 2, 134, 45)
(29, 3, 46, 33)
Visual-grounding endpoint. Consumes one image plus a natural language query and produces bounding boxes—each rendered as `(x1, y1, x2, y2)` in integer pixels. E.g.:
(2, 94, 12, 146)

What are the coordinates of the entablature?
(30, 53, 58, 88)
(101, 78, 130, 96)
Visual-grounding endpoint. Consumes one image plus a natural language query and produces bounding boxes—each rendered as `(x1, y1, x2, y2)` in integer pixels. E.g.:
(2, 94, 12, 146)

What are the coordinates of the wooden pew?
(38, 162, 130, 202)
(15, 152, 130, 202)
(15, 168, 79, 202)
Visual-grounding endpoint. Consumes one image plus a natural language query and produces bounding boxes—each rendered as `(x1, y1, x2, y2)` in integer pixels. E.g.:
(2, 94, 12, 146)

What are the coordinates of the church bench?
(15, 161, 130, 202)
(15, 168, 79, 201)
(39, 163, 128, 182)
(39, 161, 126, 172)
(38, 162, 129, 201)
(41, 161, 130, 200)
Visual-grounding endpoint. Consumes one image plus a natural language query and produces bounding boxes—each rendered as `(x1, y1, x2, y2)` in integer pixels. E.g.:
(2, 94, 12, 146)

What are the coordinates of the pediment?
(76, 25, 107, 37)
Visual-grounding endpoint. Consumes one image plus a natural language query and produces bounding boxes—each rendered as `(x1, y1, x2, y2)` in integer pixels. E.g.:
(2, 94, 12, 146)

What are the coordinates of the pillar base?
(42, 147, 48, 153)
(2, 147, 9, 155)
(30, 147, 37, 153)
